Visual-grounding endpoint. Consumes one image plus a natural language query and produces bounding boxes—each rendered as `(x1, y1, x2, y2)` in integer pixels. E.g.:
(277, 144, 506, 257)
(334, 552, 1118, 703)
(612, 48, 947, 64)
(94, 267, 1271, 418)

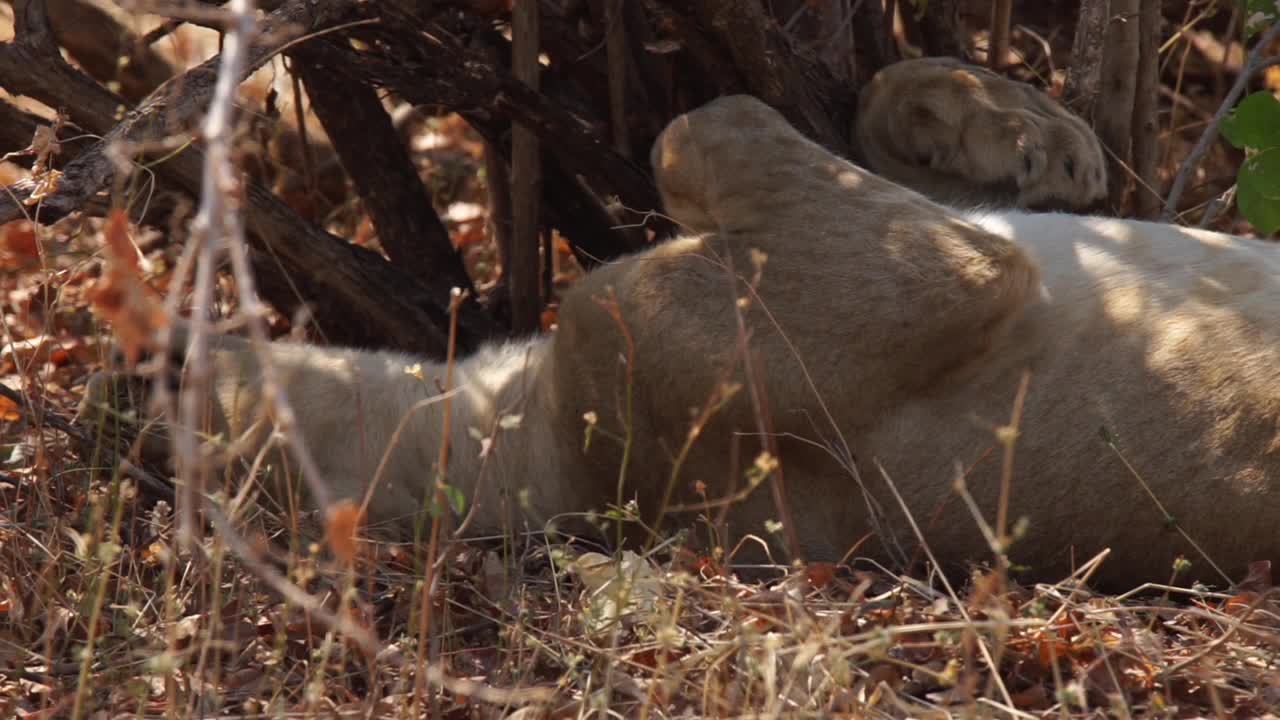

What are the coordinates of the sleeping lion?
(82, 59, 1278, 587)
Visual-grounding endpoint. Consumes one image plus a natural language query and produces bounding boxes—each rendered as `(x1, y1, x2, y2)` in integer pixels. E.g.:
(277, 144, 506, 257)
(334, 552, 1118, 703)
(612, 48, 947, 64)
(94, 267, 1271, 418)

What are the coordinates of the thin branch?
(1163, 22, 1280, 221)
(171, 0, 266, 546)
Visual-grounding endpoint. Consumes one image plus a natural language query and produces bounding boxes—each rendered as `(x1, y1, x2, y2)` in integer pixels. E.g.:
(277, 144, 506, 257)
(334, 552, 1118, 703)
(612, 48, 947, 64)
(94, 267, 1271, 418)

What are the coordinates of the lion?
(81, 60, 1279, 587)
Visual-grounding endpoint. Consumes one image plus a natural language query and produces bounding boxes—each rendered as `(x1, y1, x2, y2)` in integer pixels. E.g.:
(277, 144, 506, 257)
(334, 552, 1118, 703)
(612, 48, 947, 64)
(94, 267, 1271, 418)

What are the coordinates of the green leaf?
(442, 482, 467, 516)
(1237, 148, 1280, 234)
(1221, 92, 1280, 150)
(1241, 0, 1280, 38)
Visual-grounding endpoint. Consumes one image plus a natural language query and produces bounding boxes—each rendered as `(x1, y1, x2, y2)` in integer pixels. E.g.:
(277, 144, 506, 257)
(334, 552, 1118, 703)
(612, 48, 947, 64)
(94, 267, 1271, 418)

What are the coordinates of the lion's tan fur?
(857, 57, 1107, 210)
(82, 64, 1279, 587)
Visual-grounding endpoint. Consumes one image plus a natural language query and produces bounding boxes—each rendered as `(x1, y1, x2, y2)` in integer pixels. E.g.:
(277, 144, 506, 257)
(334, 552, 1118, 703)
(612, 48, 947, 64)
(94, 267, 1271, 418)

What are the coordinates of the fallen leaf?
(1011, 683, 1051, 710)
(1234, 559, 1273, 593)
(325, 499, 364, 564)
(573, 551, 662, 636)
(1, 220, 38, 262)
(0, 395, 18, 422)
(87, 208, 167, 364)
(804, 561, 835, 589)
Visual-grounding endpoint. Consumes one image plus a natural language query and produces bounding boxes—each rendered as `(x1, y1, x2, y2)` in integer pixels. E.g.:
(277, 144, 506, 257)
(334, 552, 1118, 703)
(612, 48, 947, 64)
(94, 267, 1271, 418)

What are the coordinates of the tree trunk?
(1097, 0, 1141, 212)
(509, 0, 545, 335)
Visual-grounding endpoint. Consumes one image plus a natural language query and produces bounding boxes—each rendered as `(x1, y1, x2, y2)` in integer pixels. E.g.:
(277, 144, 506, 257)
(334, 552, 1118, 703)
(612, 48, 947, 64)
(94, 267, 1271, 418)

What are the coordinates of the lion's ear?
(651, 111, 717, 233)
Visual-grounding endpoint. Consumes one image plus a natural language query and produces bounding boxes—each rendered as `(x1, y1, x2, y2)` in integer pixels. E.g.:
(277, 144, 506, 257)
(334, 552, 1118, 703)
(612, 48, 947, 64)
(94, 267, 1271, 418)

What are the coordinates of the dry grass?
(0, 439, 1277, 718)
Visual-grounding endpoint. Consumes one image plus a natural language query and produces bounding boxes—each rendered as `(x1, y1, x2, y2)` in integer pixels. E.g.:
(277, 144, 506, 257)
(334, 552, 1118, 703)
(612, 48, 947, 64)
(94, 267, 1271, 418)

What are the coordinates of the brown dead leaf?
(804, 561, 835, 590)
(325, 499, 364, 564)
(87, 208, 167, 364)
(1010, 683, 1051, 710)
(1, 220, 38, 264)
(1267, 65, 1280, 94)
(672, 548, 724, 579)
(1233, 559, 1273, 593)
(0, 394, 18, 422)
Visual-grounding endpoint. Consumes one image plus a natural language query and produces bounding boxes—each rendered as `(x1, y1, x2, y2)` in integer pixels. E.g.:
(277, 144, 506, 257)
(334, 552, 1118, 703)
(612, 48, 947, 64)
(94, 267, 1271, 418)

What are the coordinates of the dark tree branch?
(3, 0, 125, 135)
(0, 100, 93, 168)
(541, 154, 638, 266)
(291, 45, 501, 340)
(0, 0, 353, 226)
(690, 0, 851, 155)
(241, 181, 458, 354)
(917, 0, 966, 60)
(0, 0, 492, 356)
(338, 22, 661, 251)
(343, 23, 665, 225)
(851, 0, 898, 70)
(463, 114, 639, 265)
(47, 0, 177, 101)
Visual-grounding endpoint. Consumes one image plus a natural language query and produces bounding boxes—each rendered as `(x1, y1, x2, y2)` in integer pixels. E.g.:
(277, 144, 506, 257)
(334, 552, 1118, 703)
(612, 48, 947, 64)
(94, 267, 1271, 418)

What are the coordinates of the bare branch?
(46, 0, 177, 100)
(0, 0, 491, 356)
(0, 0, 354, 225)
(291, 46, 500, 340)
(4, 0, 125, 135)
(171, 0, 266, 546)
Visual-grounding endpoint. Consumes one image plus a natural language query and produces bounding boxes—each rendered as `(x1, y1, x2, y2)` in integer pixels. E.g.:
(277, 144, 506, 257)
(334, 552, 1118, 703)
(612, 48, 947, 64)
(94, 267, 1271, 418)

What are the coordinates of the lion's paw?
(856, 57, 1105, 210)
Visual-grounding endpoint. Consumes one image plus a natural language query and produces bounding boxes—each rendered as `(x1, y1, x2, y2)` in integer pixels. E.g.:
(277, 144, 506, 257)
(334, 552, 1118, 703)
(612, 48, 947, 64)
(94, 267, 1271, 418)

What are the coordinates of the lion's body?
(83, 60, 1280, 586)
